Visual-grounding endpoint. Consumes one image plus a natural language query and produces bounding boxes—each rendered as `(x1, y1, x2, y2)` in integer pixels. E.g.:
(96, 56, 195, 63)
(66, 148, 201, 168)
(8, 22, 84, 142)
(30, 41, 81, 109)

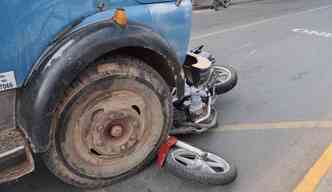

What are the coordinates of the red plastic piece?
(156, 136, 177, 168)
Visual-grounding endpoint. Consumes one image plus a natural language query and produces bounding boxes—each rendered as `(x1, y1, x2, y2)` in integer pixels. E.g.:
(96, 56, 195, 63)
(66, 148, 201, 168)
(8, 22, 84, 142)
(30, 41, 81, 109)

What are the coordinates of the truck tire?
(43, 55, 172, 188)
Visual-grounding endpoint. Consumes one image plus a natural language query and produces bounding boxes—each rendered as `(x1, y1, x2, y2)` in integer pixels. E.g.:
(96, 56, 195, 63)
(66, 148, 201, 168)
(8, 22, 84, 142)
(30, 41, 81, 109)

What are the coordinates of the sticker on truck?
(0, 71, 17, 92)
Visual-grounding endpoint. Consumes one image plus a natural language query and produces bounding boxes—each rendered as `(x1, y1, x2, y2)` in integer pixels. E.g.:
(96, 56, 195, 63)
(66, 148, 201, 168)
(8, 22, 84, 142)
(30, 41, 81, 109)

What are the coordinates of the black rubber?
(221, 0, 231, 8)
(212, 65, 238, 95)
(212, 0, 231, 10)
(165, 149, 237, 185)
(42, 55, 172, 189)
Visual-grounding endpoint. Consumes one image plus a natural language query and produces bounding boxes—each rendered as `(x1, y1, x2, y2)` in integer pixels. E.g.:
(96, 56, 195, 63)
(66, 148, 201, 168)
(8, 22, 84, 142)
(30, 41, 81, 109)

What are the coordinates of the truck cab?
(0, 0, 191, 187)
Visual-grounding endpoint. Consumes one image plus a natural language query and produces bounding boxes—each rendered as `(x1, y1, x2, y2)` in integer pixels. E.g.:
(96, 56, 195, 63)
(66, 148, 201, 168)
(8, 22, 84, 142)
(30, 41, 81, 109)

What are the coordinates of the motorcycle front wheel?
(165, 148, 237, 185)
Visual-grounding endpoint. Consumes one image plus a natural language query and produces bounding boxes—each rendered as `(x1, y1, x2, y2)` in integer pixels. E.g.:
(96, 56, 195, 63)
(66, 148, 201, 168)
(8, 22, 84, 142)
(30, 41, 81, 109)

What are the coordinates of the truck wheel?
(43, 55, 172, 188)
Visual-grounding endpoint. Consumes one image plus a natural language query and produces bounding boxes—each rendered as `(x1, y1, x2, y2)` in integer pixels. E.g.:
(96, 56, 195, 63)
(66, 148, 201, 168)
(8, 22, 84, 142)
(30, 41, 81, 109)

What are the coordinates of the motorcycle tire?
(210, 65, 238, 95)
(221, 0, 231, 8)
(165, 148, 237, 185)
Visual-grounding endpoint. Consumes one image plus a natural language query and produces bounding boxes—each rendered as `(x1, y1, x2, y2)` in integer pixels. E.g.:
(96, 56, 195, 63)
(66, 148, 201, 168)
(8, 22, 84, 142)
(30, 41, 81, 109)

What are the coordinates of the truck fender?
(17, 21, 184, 152)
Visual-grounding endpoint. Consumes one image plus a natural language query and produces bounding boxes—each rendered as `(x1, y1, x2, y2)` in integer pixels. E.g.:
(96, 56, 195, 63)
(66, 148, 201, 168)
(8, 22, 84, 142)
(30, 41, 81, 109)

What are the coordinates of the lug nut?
(94, 138, 104, 146)
(120, 145, 126, 151)
(127, 139, 137, 148)
(130, 135, 136, 140)
(97, 126, 104, 131)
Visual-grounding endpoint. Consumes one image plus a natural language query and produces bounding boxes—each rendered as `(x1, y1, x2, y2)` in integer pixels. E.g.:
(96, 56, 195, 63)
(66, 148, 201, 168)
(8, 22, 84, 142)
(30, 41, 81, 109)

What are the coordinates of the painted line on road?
(293, 143, 332, 192)
(211, 120, 332, 192)
(211, 120, 332, 132)
(292, 28, 332, 39)
(192, 4, 332, 41)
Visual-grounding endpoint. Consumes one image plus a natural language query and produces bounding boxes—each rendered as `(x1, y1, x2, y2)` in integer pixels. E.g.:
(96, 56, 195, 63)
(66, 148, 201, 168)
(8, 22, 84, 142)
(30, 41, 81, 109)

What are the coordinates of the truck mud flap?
(0, 128, 34, 183)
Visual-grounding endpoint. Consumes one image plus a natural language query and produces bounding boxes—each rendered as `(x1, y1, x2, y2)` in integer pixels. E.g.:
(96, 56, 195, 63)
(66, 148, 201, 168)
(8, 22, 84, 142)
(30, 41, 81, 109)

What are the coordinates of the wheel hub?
(110, 125, 124, 137)
(60, 78, 166, 179)
(88, 109, 142, 157)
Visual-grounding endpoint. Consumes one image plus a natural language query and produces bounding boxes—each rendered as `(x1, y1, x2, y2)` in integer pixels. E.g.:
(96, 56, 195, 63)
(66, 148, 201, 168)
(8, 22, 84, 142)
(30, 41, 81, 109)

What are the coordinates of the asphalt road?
(2, 0, 332, 191)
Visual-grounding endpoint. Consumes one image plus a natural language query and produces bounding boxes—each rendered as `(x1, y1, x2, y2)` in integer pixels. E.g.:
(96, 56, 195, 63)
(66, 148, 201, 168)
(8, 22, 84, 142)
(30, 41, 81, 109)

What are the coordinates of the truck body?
(0, 0, 192, 186)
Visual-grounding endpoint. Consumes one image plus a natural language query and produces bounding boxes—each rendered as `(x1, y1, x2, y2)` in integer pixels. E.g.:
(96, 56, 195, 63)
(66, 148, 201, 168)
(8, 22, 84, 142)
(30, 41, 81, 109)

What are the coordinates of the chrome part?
(189, 95, 204, 117)
(175, 140, 205, 156)
(170, 108, 218, 135)
(170, 149, 231, 174)
(208, 66, 232, 88)
(195, 96, 212, 124)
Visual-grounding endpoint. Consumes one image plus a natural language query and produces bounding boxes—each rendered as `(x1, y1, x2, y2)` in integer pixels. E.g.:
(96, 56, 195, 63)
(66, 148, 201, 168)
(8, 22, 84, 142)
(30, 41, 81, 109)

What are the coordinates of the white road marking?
(234, 42, 253, 51)
(292, 28, 332, 38)
(248, 50, 257, 56)
(194, 9, 213, 14)
(192, 4, 332, 41)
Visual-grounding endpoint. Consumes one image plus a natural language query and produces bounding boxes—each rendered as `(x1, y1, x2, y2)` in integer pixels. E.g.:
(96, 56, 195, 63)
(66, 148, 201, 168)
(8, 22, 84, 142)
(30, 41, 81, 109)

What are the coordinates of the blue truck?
(0, 0, 192, 188)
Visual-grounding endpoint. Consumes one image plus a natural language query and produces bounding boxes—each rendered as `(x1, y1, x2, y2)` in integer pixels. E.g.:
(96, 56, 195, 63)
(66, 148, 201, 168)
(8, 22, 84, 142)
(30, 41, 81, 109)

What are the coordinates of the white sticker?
(0, 71, 17, 92)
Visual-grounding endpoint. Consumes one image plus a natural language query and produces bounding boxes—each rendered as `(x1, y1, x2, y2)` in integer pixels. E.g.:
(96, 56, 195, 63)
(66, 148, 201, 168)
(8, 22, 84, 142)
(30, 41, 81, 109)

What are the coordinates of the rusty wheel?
(43, 55, 172, 188)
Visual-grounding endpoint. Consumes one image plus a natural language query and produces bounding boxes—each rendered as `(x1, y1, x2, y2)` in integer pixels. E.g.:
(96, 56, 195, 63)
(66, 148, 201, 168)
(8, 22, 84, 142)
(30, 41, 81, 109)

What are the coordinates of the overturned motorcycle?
(158, 45, 238, 185)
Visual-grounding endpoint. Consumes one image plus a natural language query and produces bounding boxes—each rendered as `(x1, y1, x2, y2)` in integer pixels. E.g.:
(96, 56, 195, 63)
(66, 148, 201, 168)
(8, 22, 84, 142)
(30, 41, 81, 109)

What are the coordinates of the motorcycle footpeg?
(170, 109, 218, 135)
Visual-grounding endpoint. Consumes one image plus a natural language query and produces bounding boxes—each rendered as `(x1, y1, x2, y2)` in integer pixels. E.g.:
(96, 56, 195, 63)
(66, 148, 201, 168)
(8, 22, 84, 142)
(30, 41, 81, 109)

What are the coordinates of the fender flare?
(17, 21, 184, 152)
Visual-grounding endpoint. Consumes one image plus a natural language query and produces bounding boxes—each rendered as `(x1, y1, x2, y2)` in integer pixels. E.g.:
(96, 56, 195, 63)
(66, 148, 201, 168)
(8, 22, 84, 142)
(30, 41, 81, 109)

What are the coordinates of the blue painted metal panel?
(77, 0, 192, 63)
(0, 0, 192, 87)
(148, 0, 192, 63)
(0, 0, 96, 87)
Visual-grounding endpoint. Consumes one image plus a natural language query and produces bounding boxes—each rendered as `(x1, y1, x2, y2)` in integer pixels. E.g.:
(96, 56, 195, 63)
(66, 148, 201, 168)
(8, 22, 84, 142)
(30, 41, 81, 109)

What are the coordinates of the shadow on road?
(193, 0, 264, 11)
(0, 157, 81, 192)
(230, 0, 264, 6)
(0, 153, 235, 192)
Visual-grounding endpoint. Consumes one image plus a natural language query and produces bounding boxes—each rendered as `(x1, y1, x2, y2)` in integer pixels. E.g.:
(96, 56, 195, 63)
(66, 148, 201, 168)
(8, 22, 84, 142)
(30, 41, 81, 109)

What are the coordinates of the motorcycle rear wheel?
(221, 0, 231, 8)
(210, 65, 238, 95)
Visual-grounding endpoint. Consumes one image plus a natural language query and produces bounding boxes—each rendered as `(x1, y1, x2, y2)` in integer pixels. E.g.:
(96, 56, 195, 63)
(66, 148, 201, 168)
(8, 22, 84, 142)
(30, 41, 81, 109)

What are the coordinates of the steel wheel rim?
(59, 78, 164, 178)
(171, 149, 231, 174)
